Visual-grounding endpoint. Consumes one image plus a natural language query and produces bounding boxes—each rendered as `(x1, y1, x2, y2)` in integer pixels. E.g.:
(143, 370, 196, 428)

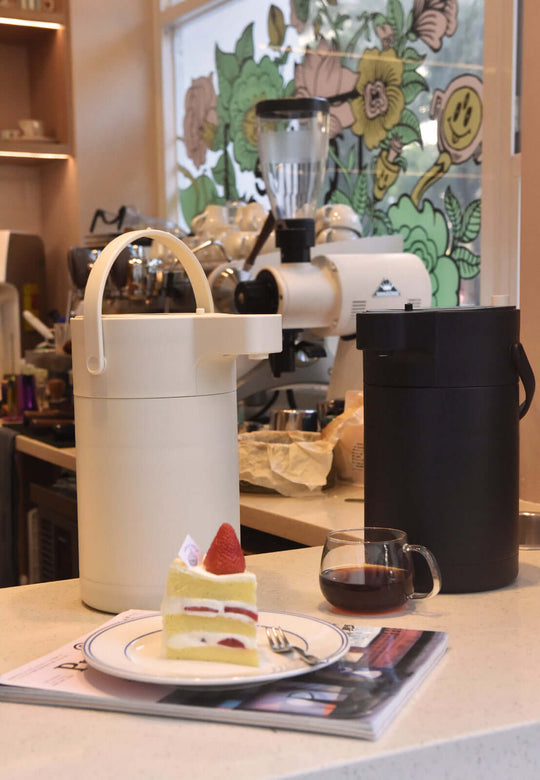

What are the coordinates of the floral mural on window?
(175, 0, 483, 306)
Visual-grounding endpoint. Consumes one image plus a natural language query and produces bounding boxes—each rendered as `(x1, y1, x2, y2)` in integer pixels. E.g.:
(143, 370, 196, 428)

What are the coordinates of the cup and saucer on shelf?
(1, 119, 55, 143)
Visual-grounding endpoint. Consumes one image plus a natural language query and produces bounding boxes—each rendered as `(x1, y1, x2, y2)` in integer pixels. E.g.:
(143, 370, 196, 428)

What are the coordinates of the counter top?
(2, 546, 540, 778)
(13, 432, 540, 550)
(12, 428, 364, 545)
(239, 482, 364, 546)
(14, 433, 76, 471)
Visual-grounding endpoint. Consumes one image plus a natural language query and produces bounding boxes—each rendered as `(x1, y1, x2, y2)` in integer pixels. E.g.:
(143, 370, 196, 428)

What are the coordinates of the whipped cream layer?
(161, 596, 257, 623)
(168, 559, 256, 584)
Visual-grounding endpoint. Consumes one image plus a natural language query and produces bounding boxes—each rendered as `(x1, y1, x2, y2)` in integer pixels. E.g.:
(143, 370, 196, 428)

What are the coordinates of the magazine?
(0, 610, 447, 740)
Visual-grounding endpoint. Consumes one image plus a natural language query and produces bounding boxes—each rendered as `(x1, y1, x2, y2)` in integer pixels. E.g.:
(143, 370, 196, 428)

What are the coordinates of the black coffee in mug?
(319, 528, 440, 614)
(320, 563, 413, 612)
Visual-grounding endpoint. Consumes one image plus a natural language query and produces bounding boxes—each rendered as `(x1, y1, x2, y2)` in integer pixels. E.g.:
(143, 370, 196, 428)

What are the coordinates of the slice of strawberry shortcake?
(161, 523, 259, 666)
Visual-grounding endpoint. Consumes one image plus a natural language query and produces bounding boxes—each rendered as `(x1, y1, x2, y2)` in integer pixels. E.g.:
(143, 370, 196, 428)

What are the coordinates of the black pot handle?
(512, 342, 536, 419)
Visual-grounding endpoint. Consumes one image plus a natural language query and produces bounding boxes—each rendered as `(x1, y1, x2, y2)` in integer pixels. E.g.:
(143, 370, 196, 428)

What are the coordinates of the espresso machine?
(68, 208, 230, 318)
(67, 238, 200, 316)
(234, 98, 432, 392)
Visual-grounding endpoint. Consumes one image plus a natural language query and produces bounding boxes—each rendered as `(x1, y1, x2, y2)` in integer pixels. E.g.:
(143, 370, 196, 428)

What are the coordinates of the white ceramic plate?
(83, 610, 349, 688)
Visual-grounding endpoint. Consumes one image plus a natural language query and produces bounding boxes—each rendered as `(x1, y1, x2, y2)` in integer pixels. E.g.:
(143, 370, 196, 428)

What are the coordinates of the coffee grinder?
(235, 98, 432, 384)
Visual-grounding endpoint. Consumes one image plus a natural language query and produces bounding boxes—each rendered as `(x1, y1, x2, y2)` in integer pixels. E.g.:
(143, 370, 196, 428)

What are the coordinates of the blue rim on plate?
(83, 610, 349, 689)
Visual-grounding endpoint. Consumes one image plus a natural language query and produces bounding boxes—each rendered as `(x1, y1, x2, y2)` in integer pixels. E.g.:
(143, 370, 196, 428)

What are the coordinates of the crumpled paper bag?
(238, 430, 334, 497)
(320, 391, 364, 484)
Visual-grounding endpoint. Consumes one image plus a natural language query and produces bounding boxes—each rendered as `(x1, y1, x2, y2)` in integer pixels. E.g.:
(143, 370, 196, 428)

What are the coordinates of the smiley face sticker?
(432, 74, 483, 165)
(411, 74, 483, 205)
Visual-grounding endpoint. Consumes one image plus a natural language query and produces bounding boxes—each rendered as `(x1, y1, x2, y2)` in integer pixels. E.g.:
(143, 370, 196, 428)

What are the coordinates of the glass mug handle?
(403, 543, 442, 599)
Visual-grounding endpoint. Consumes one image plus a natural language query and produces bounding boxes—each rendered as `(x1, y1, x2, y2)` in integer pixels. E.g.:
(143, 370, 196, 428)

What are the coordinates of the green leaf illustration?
(394, 108, 422, 146)
(406, 9, 413, 31)
(235, 23, 254, 64)
(387, 0, 404, 36)
(335, 14, 350, 29)
(273, 48, 292, 67)
(401, 69, 428, 104)
(396, 155, 407, 172)
(452, 245, 481, 279)
(330, 189, 353, 206)
(179, 174, 220, 228)
(372, 209, 393, 236)
(214, 93, 231, 146)
(215, 46, 238, 126)
(402, 46, 425, 71)
(292, 0, 310, 23)
(215, 45, 240, 87)
(284, 78, 296, 97)
(460, 200, 481, 242)
(444, 187, 462, 237)
(371, 12, 386, 30)
(212, 151, 239, 202)
(347, 145, 356, 173)
(352, 173, 368, 217)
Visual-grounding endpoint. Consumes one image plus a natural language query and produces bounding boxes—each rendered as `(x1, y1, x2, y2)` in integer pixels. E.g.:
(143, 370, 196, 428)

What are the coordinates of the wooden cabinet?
(0, 0, 159, 315)
(0, 2, 76, 316)
(0, 2, 72, 162)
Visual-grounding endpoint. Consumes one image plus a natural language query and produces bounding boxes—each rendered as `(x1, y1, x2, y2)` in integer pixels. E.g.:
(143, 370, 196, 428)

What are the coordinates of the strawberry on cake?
(161, 523, 259, 666)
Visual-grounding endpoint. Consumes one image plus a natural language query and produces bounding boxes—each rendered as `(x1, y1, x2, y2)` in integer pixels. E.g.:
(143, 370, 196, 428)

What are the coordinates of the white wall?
(70, 0, 159, 239)
(519, 0, 540, 504)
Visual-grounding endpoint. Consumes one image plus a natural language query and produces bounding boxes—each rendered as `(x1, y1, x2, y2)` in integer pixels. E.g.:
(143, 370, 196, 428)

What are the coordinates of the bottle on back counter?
(320, 390, 364, 484)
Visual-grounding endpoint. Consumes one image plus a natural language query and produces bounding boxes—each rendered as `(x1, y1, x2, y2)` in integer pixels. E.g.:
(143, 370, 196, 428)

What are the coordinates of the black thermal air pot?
(356, 306, 535, 593)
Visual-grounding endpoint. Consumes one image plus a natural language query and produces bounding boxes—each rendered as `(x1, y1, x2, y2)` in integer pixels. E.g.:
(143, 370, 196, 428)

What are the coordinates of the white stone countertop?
(2, 546, 540, 779)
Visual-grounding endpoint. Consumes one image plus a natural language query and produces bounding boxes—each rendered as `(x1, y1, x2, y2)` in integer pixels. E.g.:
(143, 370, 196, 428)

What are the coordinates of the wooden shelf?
(0, 7, 66, 29)
(0, 3, 72, 149)
(0, 140, 71, 158)
(0, 1, 74, 320)
(0, 16, 65, 48)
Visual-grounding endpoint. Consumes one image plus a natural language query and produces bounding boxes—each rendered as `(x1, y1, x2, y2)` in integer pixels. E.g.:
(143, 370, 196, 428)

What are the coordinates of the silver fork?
(265, 626, 323, 666)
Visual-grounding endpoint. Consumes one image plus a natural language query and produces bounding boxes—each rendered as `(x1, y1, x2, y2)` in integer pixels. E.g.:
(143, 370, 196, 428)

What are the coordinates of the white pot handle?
(83, 229, 215, 375)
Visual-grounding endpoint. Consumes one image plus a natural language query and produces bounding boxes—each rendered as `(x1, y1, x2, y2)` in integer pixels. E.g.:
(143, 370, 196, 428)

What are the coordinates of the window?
(155, 0, 520, 307)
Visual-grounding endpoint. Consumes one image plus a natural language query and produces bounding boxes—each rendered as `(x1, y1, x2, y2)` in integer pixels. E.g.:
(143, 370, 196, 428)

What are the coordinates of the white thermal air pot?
(71, 229, 282, 613)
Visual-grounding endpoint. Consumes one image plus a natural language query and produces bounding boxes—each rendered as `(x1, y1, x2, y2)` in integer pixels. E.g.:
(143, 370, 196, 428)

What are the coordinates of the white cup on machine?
(316, 226, 362, 244)
(315, 204, 362, 237)
(234, 202, 266, 232)
(190, 205, 228, 237)
(221, 230, 258, 260)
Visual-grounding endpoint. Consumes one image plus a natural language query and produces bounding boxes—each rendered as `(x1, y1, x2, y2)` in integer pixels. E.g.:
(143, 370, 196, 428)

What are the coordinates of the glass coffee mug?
(319, 528, 441, 613)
